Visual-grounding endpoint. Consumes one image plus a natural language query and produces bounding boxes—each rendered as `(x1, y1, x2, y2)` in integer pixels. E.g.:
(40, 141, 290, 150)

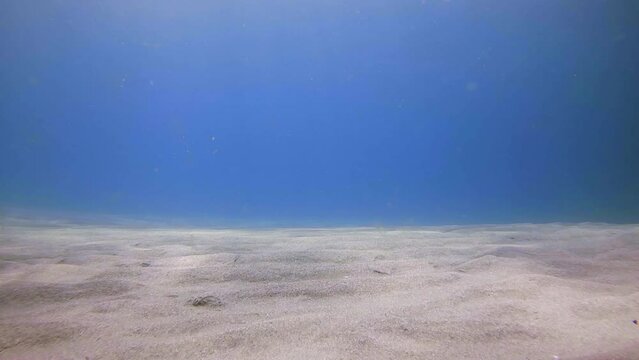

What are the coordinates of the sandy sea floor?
(0, 220, 638, 359)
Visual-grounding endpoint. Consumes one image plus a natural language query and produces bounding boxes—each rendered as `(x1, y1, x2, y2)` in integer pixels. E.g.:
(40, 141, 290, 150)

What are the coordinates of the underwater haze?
(3, 3, 639, 358)
(1, 0, 639, 226)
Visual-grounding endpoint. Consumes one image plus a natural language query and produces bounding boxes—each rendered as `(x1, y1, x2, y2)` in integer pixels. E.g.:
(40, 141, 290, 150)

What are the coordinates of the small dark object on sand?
(633, 320, 637, 325)
(189, 295, 223, 307)
(372, 269, 390, 275)
(140, 262, 151, 267)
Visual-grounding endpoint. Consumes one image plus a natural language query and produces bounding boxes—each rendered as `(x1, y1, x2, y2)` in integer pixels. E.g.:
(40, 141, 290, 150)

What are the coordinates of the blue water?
(1, 1, 638, 226)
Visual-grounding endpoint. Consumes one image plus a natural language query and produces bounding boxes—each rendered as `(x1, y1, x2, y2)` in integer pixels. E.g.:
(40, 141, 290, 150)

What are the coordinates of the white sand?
(1, 221, 638, 359)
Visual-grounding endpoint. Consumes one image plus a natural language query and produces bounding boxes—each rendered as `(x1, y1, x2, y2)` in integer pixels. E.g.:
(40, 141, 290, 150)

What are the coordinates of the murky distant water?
(1, 1, 638, 226)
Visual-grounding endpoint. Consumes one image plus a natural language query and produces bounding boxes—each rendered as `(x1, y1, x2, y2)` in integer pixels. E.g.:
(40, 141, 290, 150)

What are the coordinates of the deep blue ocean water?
(1, 0, 638, 226)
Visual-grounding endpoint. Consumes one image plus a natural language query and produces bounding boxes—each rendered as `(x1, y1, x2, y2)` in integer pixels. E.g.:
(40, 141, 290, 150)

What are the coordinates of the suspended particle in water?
(211, 136, 215, 142)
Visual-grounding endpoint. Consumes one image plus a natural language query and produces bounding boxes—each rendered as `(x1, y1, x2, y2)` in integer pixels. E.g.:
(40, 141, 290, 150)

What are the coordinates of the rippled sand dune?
(1, 221, 638, 359)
